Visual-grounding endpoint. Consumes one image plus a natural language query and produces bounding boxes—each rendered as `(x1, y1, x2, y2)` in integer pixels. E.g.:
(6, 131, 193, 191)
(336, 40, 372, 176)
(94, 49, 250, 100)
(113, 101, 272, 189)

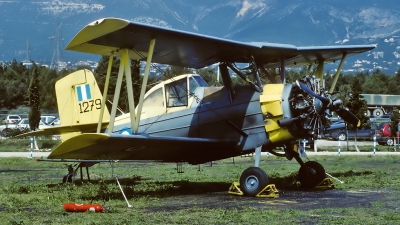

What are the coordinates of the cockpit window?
(189, 76, 208, 93)
(193, 76, 209, 87)
(142, 87, 164, 109)
(166, 78, 188, 107)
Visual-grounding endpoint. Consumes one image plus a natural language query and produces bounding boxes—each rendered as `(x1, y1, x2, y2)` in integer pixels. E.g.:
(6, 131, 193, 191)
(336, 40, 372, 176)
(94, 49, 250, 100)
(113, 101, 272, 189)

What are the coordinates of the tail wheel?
(240, 167, 269, 196)
(298, 161, 326, 188)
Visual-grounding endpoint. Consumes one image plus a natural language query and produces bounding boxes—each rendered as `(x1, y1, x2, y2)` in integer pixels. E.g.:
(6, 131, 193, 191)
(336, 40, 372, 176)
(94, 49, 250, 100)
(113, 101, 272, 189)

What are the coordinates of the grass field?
(0, 138, 59, 152)
(0, 137, 396, 153)
(0, 153, 399, 224)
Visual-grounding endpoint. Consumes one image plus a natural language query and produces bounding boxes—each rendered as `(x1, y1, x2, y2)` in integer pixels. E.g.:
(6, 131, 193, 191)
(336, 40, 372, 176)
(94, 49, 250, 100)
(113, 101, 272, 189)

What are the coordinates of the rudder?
(55, 69, 110, 141)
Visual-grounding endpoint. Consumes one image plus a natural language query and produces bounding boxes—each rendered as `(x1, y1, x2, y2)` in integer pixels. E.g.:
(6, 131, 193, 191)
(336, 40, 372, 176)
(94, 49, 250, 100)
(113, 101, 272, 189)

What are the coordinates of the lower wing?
(48, 133, 240, 164)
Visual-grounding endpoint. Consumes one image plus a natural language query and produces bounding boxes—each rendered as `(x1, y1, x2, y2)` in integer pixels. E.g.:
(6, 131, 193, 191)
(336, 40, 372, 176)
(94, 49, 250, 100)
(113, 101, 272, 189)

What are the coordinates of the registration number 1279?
(78, 99, 102, 113)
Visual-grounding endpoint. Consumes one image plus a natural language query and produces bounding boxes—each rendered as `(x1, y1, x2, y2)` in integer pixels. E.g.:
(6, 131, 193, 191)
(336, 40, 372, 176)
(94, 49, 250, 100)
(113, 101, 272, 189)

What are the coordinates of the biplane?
(21, 18, 375, 196)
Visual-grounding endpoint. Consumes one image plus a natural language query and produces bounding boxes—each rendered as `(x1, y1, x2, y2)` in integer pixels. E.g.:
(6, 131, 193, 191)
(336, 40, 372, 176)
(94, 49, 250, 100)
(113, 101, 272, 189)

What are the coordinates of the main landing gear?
(238, 144, 326, 196)
(239, 167, 269, 196)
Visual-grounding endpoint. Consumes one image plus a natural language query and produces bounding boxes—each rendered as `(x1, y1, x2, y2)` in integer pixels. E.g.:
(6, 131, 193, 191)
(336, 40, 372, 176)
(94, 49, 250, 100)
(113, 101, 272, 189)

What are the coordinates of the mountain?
(1, 0, 399, 74)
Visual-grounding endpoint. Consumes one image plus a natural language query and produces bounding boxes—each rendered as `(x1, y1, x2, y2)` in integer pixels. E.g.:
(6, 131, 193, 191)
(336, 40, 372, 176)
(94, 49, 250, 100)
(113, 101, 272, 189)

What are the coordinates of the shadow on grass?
(45, 169, 375, 201)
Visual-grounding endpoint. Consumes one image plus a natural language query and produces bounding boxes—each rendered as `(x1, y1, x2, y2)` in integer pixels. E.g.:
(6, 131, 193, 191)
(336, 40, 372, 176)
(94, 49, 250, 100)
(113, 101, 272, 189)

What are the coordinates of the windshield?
(166, 78, 188, 107)
(192, 76, 208, 87)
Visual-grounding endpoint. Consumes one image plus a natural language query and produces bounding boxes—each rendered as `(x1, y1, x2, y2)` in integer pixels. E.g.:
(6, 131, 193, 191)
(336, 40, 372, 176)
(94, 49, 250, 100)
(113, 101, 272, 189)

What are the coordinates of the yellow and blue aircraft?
(21, 18, 374, 196)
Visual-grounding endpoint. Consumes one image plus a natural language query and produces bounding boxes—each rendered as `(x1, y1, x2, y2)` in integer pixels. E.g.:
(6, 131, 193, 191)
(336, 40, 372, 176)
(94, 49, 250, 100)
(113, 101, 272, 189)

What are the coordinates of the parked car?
(16, 118, 53, 131)
(374, 123, 400, 146)
(323, 122, 345, 135)
(1, 115, 21, 124)
(1, 118, 53, 137)
(41, 116, 59, 125)
(324, 127, 376, 141)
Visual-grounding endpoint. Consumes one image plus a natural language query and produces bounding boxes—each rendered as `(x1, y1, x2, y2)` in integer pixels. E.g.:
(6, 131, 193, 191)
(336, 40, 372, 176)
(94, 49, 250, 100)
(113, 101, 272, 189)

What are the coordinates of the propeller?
(335, 108, 360, 127)
(296, 80, 360, 127)
(296, 81, 330, 105)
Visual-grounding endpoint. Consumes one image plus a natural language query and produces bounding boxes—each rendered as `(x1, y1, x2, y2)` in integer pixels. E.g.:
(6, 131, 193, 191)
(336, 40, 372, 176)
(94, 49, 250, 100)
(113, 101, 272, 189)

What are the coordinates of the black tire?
(1, 128, 12, 137)
(337, 132, 347, 141)
(298, 161, 326, 188)
(240, 167, 269, 197)
(373, 108, 384, 117)
(386, 138, 394, 146)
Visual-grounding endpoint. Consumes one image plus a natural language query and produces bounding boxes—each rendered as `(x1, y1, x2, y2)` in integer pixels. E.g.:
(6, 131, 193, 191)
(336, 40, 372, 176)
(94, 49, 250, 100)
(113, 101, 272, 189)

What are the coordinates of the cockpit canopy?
(140, 74, 208, 118)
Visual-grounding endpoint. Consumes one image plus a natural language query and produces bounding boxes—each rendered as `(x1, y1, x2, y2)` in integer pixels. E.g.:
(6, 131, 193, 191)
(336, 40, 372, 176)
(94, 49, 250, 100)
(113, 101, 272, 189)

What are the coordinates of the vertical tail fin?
(55, 69, 110, 141)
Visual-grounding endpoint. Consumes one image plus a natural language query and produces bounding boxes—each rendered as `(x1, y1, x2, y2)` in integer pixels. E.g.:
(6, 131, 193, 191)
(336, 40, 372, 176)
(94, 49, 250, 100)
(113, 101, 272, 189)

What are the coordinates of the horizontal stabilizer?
(15, 122, 109, 138)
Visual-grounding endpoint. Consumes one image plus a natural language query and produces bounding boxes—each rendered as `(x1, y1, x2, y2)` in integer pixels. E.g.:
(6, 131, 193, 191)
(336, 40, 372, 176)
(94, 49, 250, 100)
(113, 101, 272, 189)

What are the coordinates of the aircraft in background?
(20, 18, 374, 196)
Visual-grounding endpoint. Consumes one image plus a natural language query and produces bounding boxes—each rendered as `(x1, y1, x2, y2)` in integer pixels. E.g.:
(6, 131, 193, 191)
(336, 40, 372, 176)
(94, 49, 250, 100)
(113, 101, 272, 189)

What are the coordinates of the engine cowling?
(260, 76, 330, 146)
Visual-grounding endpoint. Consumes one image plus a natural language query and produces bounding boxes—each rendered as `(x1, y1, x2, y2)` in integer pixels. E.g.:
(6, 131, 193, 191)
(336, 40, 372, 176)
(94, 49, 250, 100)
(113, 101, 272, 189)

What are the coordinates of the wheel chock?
(228, 182, 279, 198)
(314, 178, 334, 189)
(256, 184, 279, 198)
(228, 182, 243, 196)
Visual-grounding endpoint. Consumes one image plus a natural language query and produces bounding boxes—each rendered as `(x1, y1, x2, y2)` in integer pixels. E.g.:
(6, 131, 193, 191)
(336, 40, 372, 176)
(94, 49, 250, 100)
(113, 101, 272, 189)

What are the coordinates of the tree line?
(1, 57, 400, 115)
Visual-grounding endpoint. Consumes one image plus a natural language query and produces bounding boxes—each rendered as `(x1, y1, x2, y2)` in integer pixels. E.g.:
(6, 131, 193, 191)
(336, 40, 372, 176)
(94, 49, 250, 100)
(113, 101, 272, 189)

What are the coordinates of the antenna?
(26, 40, 29, 62)
(22, 40, 32, 67)
(50, 23, 63, 70)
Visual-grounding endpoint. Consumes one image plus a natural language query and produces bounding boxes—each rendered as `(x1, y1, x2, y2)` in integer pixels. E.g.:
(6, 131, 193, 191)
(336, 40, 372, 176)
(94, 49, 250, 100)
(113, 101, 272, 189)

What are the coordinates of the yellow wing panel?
(66, 18, 129, 53)
(49, 133, 110, 159)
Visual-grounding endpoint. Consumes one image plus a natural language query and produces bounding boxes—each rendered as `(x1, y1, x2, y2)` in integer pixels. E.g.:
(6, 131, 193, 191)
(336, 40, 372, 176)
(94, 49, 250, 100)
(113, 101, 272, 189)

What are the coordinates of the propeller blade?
(296, 81, 330, 105)
(336, 108, 360, 127)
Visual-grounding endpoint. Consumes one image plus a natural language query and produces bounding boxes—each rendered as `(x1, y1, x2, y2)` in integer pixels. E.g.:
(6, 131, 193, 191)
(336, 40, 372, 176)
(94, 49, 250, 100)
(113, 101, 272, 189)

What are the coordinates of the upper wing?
(66, 18, 375, 69)
(47, 133, 239, 164)
(267, 45, 376, 68)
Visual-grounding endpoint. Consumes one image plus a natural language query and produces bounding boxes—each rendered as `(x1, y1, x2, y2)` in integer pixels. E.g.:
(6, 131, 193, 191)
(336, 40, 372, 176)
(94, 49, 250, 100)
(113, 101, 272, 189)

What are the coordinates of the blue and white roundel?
(119, 127, 132, 135)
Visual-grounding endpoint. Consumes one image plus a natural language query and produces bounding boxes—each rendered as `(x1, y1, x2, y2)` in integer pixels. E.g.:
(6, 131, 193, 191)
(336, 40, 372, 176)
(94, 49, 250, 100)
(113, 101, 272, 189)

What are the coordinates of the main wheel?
(337, 132, 347, 141)
(240, 167, 269, 197)
(298, 161, 326, 188)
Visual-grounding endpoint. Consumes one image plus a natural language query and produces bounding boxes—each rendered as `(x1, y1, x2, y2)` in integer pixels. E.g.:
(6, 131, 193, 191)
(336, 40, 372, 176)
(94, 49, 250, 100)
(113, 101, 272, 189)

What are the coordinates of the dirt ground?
(144, 187, 398, 212)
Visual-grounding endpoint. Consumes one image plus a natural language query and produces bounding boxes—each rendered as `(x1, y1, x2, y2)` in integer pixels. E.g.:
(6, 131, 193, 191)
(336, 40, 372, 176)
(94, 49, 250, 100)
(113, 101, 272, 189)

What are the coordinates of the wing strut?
(225, 63, 262, 92)
(280, 56, 286, 83)
(329, 53, 347, 94)
(123, 49, 137, 133)
(258, 66, 276, 84)
(97, 54, 114, 133)
(133, 38, 156, 133)
(315, 59, 324, 80)
(107, 50, 130, 134)
(306, 65, 312, 75)
(105, 39, 156, 134)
